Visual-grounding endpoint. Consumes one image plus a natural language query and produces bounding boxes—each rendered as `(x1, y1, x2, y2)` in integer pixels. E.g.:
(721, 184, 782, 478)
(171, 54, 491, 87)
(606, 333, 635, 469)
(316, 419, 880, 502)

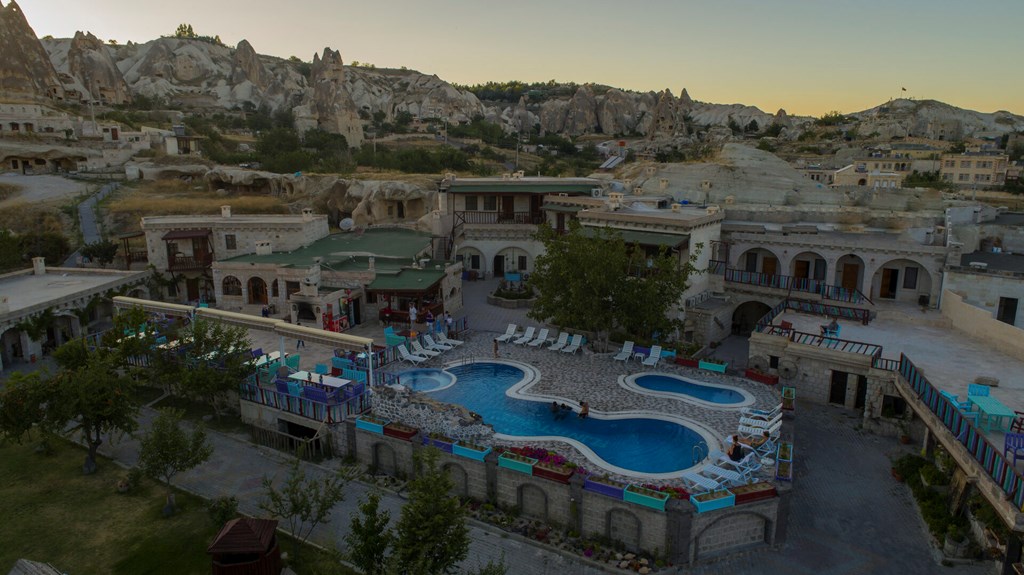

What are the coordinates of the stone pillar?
(922, 427, 936, 460)
(21, 331, 43, 363)
(568, 473, 584, 535)
(666, 498, 693, 566)
(484, 450, 498, 504)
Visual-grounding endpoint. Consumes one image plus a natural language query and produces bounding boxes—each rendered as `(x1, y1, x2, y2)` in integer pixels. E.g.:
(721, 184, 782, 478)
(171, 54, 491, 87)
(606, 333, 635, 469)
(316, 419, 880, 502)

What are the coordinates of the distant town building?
(940, 151, 1008, 187)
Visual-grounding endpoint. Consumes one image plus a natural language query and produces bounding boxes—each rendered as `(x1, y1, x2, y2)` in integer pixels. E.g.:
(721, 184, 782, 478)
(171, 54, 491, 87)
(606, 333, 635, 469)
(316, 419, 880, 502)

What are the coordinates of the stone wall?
(579, 485, 671, 555)
(688, 497, 782, 563)
(940, 289, 1024, 359)
(371, 385, 495, 444)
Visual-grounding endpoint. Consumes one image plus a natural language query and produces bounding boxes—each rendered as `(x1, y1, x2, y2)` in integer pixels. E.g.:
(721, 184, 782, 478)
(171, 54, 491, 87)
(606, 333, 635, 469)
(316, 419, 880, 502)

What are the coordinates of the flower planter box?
(775, 459, 793, 481)
(675, 357, 700, 368)
(690, 489, 736, 513)
(660, 349, 677, 359)
(624, 484, 670, 511)
(355, 416, 389, 435)
(584, 476, 626, 499)
(731, 482, 778, 505)
(453, 442, 491, 462)
(698, 360, 728, 374)
(745, 369, 779, 386)
(423, 436, 454, 453)
(533, 464, 574, 484)
(383, 423, 418, 441)
(498, 452, 537, 475)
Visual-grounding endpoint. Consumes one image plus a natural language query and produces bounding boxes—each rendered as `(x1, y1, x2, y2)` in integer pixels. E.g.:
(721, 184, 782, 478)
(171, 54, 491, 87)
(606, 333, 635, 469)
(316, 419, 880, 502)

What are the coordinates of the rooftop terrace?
(220, 228, 433, 268)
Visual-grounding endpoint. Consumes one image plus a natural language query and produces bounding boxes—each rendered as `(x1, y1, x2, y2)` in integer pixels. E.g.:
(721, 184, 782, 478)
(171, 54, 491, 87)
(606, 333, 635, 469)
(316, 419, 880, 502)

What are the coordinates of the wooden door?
(186, 278, 199, 301)
(841, 264, 859, 291)
(556, 213, 566, 233)
(762, 256, 778, 276)
(501, 196, 514, 220)
(794, 260, 810, 279)
(880, 268, 898, 299)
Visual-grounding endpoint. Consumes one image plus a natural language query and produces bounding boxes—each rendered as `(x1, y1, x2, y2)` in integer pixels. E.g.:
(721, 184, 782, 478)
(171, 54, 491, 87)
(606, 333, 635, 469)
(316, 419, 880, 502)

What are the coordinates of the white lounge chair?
(423, 335, 453, 351)
(739, 413, 782, 430)
(709, 450, 762, 481)
(738, 418, 782, 440)
(701, 464, 745, 487)
(680, 471, 720, 492)
(561, 334, 583, 354)
(437, 332, 464, 347)
(612, 341, 634, 362)
(741, 403, 783, 421)
(397, 344, 428, 365)
(410, 340, 441, 357)
(512, 326, 536, 345)
(547, 332, 569, 351)
(495, 324, 518, 343)
(641, 345, 662, 367)
(527, 328, 550, 347)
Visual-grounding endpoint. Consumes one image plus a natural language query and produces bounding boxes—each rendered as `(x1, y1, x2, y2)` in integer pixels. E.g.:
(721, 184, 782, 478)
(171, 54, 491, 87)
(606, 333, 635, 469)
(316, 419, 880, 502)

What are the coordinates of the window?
(744, 252, 758, 273)
(483, 196, 497, 211)
(464, 196, 478, 211)
(960, 160, 971, 168)
(959, 174, 970, 181)
(769, 356, 780, 369)
(902, 267, 918, 289)
(997, 297, 1018, 325)
(222, 276, 242, 296)
(943, 160, 955, 168)
(225, 234, 237, 250)
(518, 255, 527, 271)
(470, 254, 480, 269)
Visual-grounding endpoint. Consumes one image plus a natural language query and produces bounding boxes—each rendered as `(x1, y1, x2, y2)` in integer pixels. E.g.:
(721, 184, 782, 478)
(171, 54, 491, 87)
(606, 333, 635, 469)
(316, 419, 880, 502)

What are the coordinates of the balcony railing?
(168, 253, 212, 271)
(239, 382, 370, 424)
(709, 260, 873, 305)
(754, 298, 873, 335)
(456, 211, 545, 225)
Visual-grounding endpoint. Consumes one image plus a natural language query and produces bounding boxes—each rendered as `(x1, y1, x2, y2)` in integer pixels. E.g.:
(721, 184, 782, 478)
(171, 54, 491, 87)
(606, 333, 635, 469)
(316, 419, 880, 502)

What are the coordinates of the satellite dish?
(339, 218, 355, 231)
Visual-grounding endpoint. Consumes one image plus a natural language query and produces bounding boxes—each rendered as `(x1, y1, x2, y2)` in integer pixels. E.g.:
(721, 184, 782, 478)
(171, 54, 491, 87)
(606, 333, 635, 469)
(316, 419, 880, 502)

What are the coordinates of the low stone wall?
(486, 294, 535, 308)
(350, 427, 788, 566)
(941, 289, 1024, 360)
(372, 384, 495, 443)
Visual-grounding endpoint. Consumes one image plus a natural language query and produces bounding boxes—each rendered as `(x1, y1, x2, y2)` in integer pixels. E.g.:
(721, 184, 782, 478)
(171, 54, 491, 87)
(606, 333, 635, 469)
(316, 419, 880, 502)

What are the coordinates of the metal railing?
(788, 330, 882, 356)
(685, 290, 714, 309)
(456, 210, 545, 225)
(871, 356, 900, 371)
(168, 254, 212, 271)
(239, 382, 370, 424)
(898, 354, 1024, 510)
(709, 260, 872, 305)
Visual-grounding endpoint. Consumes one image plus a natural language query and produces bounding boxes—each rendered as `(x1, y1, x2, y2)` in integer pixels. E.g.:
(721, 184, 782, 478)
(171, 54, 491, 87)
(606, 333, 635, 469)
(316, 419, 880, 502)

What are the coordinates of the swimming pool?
(622, 373, 754, 409)
(414, 361, 716, 477)
(398, 368, 455, 392)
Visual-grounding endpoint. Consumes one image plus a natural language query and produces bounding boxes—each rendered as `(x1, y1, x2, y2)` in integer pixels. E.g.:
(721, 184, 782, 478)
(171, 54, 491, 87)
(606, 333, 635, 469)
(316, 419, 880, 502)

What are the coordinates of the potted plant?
(698, 357, 728, 374)
(498, 451, 537, 474)
(355, 414, 390, 434)
(731, 481, 777, 505)
(624, 484, 671, 511)
(533, 459, 576, 484)
(744, 368, 779, 386)
(584, 475, 627, 499)
(383, 422, 418, 441)
(689, 488, 736, 513)
(453, 440, 491, 462)
(423, 432, 454, 453)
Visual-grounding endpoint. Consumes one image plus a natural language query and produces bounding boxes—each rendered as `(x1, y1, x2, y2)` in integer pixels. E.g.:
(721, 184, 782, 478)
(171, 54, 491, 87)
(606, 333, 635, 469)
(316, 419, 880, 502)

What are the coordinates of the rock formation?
(42, 31, 131, 105)
(295, 48, 364, 147)
(0, 0, 63, 101)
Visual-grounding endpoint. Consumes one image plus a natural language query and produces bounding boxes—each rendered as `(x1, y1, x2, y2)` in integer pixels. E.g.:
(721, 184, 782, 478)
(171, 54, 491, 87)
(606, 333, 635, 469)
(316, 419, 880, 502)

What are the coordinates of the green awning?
(542, 204, 585, 213)
(366, 269, 446, 293)
(581, 227, 688, 249)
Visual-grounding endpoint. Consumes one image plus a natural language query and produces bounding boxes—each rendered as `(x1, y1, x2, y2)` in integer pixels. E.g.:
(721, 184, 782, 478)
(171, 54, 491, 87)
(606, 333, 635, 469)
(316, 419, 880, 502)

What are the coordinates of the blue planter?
(698, 360, 728, 373)
(453, 443, 491, 461)
(355, 416, 388, 434)
(422, 436, 454, 453)
(584, 476, 625, 499)
(624, 485, 670, 511)
(498, 452, 537, 475)
(690, 490, 736, 513)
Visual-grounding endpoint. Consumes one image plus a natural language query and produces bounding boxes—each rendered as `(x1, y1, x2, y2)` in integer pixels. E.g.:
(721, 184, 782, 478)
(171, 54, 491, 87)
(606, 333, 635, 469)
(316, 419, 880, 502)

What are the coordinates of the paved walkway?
(62, 181, 118, 266)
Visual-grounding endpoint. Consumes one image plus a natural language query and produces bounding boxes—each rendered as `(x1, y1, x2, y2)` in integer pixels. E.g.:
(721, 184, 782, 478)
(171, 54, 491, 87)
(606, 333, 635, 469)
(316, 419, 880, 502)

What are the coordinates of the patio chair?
(641, 345, 662, 367)
(495, 324, 518, 343)
(613, 341, 634, 362)
(1012, 412, 1024, 434)
(701, 464, 745, 487)
(709, 450, 762, 480)
(741, 403, 783, 421)
(397, 344, 428, 365)
(939, 390, 973, 412)
(739, 418, 782, 440)
(527, 328, 550, 347)
(423, 335, 453, 351)
(561, 334, 583, 354)
(437, 332, 464, 347)
(680, 471, 721, 492)
(314, 363, 330, 375)
(410, 340, 441, 357)
(739, 413, 782, 430)
(968, 383, 991, 397)
(250, 348, 264, 359)
(778, 320, 793, 335)
(1005, 433, 1024, 467)
(547, 332, 569, 351)
(513, 326, 536, 345)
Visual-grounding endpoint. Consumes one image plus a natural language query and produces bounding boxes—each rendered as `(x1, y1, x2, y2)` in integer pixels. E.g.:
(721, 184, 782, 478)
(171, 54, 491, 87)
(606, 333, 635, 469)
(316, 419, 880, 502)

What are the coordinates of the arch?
(857, 178, 867, 186)
(248, 277, 268, 305)
(495, 246, 530, 275)
(517, 483, 548, 521)
(442, 462, 469, 498)
(870, 257, 931, 303)
(605, 508, 642, 552)
(456, 246, 485, 273)
(371, 442, 398, 477)
(732, 301, 772, 336)
(788, 251, 826, 282)
(222, 276, 242, 296)
(833, 254, 866, 293)
(128, 285, 149, 299)
(693, 511, 771, 562)
(734, 247, 780, 276)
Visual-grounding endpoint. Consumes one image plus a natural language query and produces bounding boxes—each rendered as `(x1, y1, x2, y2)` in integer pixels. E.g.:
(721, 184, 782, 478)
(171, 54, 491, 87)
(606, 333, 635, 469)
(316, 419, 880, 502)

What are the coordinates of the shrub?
(208, 495, 239, 527)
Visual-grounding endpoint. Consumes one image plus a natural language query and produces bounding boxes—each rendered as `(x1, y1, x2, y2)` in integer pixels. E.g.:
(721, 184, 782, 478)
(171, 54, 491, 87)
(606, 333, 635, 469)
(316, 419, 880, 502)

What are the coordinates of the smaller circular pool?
(398, 368, 455, 392)
(622, 373, 754, 408)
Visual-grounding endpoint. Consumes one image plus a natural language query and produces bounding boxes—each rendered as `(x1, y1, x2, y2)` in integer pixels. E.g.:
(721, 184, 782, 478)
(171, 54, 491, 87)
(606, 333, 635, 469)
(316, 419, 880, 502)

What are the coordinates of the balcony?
(709, 260, 872, 305)
(456, 211, 545, 225)
(168, 253, 212, 272)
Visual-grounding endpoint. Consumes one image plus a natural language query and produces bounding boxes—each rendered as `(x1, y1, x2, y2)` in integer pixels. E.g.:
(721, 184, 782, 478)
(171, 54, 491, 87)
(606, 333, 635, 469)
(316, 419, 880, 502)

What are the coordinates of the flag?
(901, 87, 907, 91)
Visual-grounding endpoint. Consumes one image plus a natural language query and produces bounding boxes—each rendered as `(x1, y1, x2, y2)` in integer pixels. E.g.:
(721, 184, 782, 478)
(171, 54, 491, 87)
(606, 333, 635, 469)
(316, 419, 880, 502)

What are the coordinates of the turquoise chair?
(314, 363, 329, 375)
(967, 384, 990, 397)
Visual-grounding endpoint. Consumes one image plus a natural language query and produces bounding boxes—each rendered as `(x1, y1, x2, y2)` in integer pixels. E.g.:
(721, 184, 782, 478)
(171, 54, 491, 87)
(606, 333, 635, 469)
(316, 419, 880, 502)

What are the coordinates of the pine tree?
(393, 449, 469, 574)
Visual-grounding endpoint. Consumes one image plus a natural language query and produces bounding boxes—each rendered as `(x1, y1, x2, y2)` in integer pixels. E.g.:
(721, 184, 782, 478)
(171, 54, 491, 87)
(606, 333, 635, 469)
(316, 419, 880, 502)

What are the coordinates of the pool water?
(634, 374, 745, 405)
(423, 362, 706, 475)
(398, 369, 454, 392)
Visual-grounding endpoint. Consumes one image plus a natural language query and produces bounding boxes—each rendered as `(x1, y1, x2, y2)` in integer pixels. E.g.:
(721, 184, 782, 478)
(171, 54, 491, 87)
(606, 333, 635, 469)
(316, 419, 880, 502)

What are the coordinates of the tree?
(345, 491, 394, 575)
(745, 119, 760, 134)
(260, 459, 355, 560)
(138, 408, 212, 515)
(175, 318, 251, 417)
(80, 240, 119, 268)
(727, 117, 742, 135)
(174, 23, 196, 38)
(393, 448, 469, 575)
(0, 371, 49, 445)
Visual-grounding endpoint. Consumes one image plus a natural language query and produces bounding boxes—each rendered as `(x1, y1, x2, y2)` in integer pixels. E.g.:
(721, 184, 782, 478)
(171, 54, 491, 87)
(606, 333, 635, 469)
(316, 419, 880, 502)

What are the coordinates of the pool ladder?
(693, 440, 708, 463)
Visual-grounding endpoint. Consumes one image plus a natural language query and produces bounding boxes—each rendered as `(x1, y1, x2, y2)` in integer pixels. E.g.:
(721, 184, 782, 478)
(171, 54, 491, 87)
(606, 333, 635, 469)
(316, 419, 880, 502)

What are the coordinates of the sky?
(15, 0, 1024, 117)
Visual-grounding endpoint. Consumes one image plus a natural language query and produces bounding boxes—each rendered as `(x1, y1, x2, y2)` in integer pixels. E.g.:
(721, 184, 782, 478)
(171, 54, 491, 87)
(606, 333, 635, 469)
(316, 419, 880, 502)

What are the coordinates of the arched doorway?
(248, 277, 268, 305)
(456, 247, 484, 278)
(222, 276, 242, 297)
(735, 248, 780, 276)
(834, 255, 866, 293)
(789, 251, 826, 282)
(495, 247, 529, 276)
(732, 301, 772, 336)
(871, 258, 931, 304)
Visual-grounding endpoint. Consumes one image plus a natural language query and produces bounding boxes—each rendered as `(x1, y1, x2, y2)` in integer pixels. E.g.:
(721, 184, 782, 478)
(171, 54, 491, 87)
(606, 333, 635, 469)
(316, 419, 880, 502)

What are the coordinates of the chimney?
(32, 257, 46, 275)
(368, 256, 375, 271)
(255, 240, 272, 255)
(221, 205, 232, 218)
(302, 208, 314, 222)
(671, 203, 682, 212)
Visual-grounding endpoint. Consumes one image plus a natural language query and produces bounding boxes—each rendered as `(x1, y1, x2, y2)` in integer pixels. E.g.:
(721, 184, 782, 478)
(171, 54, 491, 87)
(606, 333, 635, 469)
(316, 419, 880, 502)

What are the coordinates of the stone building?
(940, 151, 1009, 187)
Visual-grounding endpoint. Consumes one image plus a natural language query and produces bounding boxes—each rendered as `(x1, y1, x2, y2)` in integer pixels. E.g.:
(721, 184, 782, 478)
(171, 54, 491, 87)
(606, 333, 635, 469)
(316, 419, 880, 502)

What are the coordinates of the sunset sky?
(16, 0, 1024, 117)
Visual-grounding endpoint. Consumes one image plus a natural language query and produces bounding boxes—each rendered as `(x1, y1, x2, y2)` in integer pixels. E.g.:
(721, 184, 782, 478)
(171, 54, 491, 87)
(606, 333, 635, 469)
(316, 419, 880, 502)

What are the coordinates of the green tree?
(138, 408, 213, 514)
(744, 119, 760, 133)
(727, 117, 742, 134)
(173, 23, 196, 38)
(0, 371, 49, 445)
(345, 491, 394, 575)
(815, 111, 846, 126)
(260, 459, 355, 561)
(80, 240, 119, 268)
(176, 319, 251, 418)
(947, 141, 967, 154)
(393, 448, 469, 575)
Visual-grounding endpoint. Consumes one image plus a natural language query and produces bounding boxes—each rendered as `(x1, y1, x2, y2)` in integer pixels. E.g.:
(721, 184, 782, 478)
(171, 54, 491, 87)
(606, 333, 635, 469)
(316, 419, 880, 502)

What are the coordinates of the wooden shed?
(206, 518, 282, 575)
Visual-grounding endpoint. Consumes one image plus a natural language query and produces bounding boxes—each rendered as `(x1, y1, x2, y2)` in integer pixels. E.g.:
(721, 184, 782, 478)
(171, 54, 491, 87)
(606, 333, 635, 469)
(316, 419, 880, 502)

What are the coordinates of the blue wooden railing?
(898, 354, 1024, 510)
(239, 382, 371, 424)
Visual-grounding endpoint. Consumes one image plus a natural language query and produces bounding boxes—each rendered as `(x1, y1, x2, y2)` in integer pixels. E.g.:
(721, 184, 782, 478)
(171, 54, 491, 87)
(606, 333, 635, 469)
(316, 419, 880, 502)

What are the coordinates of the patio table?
(251, 351, 283, 367)
(289, 371, 351, 389)
(969, 395, 1016, 433)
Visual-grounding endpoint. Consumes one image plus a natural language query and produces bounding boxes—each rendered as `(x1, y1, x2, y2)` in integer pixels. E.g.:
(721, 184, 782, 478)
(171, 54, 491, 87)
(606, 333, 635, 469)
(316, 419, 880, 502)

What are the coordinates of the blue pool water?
(634, 374, 745, 405)
(399, 369, 454, 392)
(421, 362, 705, 474)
